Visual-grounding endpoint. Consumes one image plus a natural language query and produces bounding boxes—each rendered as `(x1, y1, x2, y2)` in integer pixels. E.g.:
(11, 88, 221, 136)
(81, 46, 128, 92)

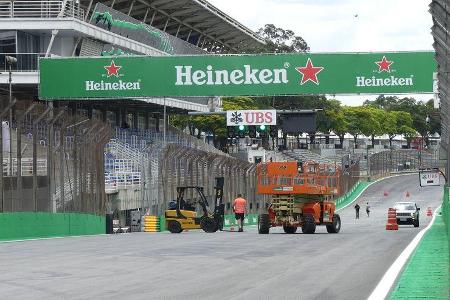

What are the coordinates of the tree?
(364, 95, 440, 147)
(316, 99, 341, 144)
(364, 95, 399, 110)
(383, 111, 398, 148)
(254, 24, 309, 53)
(399, 125, 417, 148)
(344, 107, 383, 148)
(361, 107, 384, 147)
(395, 111, 415, 148)
(329, 108, 349, 147)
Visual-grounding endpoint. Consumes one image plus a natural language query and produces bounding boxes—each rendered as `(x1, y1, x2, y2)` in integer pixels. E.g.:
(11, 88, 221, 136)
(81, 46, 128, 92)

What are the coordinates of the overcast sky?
(207, 0, 435, 106)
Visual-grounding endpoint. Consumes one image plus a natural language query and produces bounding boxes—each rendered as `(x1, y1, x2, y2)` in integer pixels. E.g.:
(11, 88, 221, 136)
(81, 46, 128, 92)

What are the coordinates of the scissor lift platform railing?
(256, 161, 340, 195)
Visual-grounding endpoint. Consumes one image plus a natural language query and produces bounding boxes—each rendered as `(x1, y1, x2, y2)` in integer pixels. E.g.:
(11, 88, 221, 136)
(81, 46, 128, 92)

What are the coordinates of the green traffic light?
(239, 125, 245, 131)
(259, 125, 266, 131)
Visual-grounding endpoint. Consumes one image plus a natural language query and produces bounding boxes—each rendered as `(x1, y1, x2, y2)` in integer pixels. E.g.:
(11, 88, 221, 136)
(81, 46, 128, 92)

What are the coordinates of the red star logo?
(296, 58, 324, 85)
(104, 60, 122, 77)
(375, 56, 393, 73)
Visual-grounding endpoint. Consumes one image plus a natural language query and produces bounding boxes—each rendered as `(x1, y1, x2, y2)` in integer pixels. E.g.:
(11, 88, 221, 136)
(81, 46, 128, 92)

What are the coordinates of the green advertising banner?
(39, 51, 435, 99)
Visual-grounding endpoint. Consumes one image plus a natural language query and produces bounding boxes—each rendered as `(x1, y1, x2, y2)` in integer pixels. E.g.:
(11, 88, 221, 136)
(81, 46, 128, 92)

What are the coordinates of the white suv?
(393, 202, 420, 227)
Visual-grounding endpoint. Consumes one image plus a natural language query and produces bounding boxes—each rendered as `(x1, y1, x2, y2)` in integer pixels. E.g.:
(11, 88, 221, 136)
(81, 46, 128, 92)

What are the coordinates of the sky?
(207, 0, 435, 106)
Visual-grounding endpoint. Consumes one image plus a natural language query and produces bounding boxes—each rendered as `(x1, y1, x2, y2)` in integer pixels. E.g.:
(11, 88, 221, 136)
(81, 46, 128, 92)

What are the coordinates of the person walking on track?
(366, 202, 371, 217)
(354, 203, 360, 219)
(233, 194, 247, 232)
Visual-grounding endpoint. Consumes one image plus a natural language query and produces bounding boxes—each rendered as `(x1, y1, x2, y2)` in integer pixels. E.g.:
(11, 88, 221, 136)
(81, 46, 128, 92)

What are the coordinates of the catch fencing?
(142, 131, 260, 216)
(369, 149, 441, 178)
(0, 99, 110, 215)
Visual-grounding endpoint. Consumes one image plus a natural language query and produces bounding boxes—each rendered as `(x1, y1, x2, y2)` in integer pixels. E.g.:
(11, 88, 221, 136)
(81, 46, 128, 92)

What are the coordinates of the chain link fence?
(369, 149, 441, 178)
(0, 99, 111, 214)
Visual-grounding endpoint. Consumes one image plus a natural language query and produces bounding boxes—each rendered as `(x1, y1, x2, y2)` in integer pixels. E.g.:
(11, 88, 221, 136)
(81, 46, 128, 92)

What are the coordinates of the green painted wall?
(443, 187, 450, 252)
(0, 212, 105, 241)
(335, 181, 370, 210)
(223, 213, 258, 227)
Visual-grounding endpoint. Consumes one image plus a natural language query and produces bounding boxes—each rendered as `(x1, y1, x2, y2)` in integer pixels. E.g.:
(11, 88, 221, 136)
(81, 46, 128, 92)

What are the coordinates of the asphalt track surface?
(0, 174, 444, 300)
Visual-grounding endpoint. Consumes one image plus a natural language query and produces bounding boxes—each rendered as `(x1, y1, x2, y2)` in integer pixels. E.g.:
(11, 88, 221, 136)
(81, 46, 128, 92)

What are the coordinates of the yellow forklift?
(165, 177, 224, 233)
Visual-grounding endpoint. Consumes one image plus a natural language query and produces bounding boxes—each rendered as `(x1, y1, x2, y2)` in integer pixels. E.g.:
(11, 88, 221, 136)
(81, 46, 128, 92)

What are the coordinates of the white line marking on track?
(367, 205, 441, 300)
(336, 173, 415, 212)
(0, 234, 108, 244)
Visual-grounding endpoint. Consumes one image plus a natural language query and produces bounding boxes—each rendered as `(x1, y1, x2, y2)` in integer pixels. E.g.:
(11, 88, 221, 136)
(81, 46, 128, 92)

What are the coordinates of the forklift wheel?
(168, 220, 183, 233)
(200, 217, 218, 233)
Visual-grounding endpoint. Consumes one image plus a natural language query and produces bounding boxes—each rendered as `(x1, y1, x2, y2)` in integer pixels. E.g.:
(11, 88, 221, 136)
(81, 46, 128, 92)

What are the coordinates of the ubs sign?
(226, 110, 276, 126)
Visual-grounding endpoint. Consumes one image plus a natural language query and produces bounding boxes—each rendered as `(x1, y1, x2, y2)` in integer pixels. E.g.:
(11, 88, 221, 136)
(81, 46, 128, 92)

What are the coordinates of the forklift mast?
(213, 177, 225, 230)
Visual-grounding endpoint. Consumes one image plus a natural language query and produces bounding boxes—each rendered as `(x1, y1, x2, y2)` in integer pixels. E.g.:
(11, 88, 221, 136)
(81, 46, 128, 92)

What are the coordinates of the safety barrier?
(443, 187, 450, 250)
(144, 215, 160, 232)
(335, 181, 370, 210)
(0, 212, 105, 241)
(386, 208, 398, 230)
(223, 214, 258, 228)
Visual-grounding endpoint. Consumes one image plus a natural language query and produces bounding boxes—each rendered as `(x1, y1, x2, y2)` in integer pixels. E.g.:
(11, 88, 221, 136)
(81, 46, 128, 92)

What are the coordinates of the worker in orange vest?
(233, 194, 247, 232)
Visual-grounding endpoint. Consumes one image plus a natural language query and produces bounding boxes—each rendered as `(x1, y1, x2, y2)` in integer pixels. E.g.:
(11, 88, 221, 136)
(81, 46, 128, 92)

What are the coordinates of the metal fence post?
(32, 107, 51, 212)
(0, 99, 16, 212)
(59, 123, 66, 212)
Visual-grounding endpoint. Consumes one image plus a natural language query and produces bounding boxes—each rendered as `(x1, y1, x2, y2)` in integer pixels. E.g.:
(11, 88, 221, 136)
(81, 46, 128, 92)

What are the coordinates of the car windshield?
(394, 204, 415, 210)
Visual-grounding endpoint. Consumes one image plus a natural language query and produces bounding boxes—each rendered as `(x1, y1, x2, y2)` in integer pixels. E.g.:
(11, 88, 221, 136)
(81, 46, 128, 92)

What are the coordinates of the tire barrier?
(386, 208, 399, 230)
(144, 216, 160, 232)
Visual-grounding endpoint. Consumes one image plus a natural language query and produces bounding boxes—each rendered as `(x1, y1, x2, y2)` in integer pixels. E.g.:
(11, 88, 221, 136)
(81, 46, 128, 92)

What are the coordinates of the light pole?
(5, 56, 16, 183)
(6, 55, 16, 112)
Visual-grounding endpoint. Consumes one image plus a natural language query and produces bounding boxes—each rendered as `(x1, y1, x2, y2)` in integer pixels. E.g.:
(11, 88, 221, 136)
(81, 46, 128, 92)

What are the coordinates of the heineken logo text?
(85, 60, 141, 92)
(86, 80, 141, 91)
(175, 65, 288, 86)
(356, 75, 413, 87)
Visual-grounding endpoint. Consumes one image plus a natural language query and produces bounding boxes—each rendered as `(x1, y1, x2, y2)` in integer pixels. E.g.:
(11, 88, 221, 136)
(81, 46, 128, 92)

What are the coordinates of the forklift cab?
(165, 177, 224, 233)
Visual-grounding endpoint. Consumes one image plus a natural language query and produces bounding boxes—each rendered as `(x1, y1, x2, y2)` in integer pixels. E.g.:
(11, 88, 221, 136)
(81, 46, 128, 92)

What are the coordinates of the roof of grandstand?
(83, 0, 266, 52)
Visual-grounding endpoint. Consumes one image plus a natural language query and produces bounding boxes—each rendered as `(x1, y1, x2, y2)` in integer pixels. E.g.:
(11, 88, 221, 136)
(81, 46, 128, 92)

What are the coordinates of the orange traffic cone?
(386, 208, 399, 230)
(427, 207, 433, 217)
(384, 191, 389, 196)
(406, 191, 410, 197)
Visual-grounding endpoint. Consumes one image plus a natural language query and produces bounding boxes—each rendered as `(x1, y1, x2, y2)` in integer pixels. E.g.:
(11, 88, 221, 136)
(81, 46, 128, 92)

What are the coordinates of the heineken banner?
(39, 51, 435, 99)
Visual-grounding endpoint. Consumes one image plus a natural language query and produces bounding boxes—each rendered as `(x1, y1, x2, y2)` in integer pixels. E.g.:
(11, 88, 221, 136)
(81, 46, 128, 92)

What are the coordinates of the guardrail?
(2, 158, 47, 176)
(0, 0, 84, 20)
(105, 172, 141, 192)
(0, 53, 45, 72)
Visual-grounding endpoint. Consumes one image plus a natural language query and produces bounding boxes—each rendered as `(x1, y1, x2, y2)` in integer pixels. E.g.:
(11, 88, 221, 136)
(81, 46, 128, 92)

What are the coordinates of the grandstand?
(0, 0, 266, 224)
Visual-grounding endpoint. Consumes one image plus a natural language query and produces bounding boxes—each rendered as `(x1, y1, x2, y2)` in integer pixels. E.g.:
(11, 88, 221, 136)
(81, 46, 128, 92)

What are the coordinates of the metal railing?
(2, 158, 47, 176)
(104, 172, 141, 191)
(0, 53, 45, 72)
(0, 1, 84, 20)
